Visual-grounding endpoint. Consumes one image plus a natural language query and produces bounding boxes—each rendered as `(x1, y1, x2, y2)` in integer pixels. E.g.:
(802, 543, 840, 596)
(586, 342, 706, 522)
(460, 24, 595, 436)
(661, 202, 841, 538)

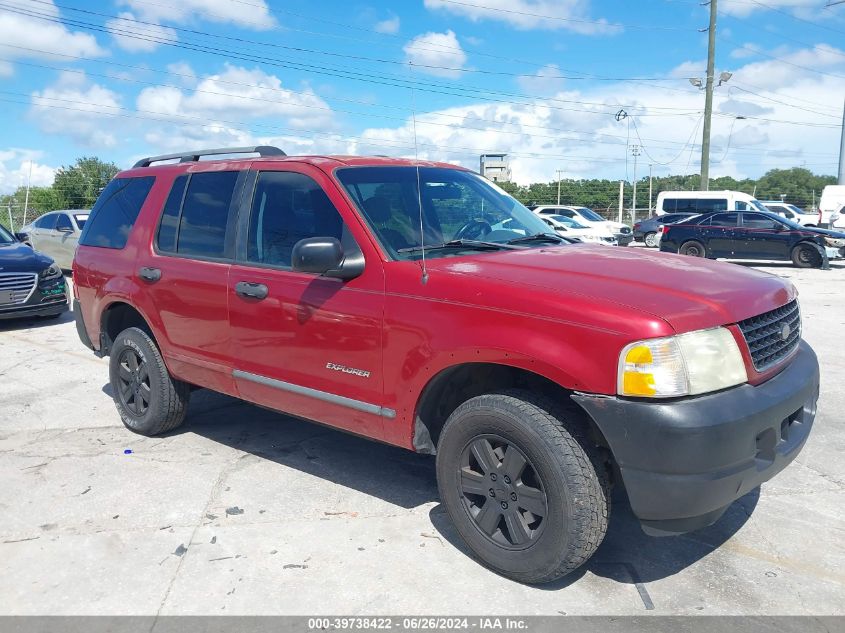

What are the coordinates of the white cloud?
(118, 0, 275, 30)
(0, 0, 106, 74)
(345, 45, 845, 184)
(166, 61, 198, 87)
(404, 30, 467, 78)
(135, 64, 335, 130)
(106, 12, 178, 53)
(29, 72, 123, 148)
(0, 150, 56, 195)
(374, 15, 400, 34)
(423, 0, 619, 35)
(517, 64, 567, 95)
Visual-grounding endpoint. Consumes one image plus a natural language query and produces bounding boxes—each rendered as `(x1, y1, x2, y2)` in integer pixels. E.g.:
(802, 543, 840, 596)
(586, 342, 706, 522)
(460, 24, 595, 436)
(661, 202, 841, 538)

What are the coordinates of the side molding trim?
(233, 369, 396, 419)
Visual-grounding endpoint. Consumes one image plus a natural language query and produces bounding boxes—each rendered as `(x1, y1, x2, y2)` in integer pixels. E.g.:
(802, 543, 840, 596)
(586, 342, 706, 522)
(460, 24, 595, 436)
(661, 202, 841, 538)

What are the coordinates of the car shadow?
(159, 389, 439, 510)
(143, 388, 758, 587)
(0, 304, 74, 331)
(729, 260, 845, 270)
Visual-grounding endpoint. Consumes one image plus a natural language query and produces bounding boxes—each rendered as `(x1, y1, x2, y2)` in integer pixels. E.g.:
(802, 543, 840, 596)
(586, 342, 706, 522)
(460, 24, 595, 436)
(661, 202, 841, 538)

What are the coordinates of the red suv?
(73, 146, 819, 584)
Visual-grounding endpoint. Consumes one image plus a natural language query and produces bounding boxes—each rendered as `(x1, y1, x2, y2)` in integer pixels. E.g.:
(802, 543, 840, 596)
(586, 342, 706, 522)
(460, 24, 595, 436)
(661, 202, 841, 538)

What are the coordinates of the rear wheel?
(436, 390, 609, 584)
(644, 232, 658, 248)
(109, 327, 190, 436)
(791, 242, 822, 268)
(679, 240, 706, 257)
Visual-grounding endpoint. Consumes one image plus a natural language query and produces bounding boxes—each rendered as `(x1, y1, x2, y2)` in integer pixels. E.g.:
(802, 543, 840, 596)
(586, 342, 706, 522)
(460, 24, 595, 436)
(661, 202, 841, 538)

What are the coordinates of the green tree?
(52, 156, 120, 209)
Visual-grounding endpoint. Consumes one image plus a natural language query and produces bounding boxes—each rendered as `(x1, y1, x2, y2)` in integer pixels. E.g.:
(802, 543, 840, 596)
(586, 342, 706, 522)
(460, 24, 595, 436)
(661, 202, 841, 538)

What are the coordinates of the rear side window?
(697, 199, 728, 212)
(708, 213, 739, 227)
(156, 176, 188, 253)
(56, 214, 72, 231)
(174, 172, 239, 258)
(34, 214, 57, 229)
(79, 177, 155, 249)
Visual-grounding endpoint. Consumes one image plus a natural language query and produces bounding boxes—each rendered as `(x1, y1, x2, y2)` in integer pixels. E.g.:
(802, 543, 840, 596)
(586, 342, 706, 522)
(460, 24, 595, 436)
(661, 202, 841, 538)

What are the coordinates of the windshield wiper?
(397, 239, 519, 254)
(506, 233, 565, 245)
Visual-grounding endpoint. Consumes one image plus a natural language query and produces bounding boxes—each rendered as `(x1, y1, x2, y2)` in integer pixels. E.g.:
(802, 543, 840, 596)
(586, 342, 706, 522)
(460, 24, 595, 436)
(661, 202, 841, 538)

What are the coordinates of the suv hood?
(426, 245, 794, 334)
(0, 241, 53, 272)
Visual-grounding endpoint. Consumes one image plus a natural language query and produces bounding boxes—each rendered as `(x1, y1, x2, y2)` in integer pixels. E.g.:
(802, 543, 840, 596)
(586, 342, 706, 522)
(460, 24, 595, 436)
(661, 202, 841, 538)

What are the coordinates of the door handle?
(235, 281, 269, 300)
(138, 267, 161, 282)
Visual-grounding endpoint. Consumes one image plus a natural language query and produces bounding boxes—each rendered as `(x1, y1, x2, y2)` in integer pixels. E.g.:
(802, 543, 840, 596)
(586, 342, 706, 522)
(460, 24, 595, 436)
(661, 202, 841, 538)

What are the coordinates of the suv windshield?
(549, 215, 588, 229)
(574, 207, 605, 222)
(337, 166, 555, 260)
(0, 224, 14, 244)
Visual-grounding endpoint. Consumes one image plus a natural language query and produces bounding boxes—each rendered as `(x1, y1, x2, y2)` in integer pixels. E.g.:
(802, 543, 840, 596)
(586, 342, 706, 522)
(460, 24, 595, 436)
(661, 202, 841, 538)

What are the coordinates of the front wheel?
(109, 327, 190, 436)
(435, 390, 609, 584)
(791, 242, 822, 268)
(644, 232, 658, 248)
(679, 240, 706, 257)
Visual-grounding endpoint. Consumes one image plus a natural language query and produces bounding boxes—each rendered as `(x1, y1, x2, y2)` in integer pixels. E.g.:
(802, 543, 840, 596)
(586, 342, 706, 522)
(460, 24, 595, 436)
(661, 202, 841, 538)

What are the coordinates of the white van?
(654, 190, 768, 216)
(818, 185, 845, 228)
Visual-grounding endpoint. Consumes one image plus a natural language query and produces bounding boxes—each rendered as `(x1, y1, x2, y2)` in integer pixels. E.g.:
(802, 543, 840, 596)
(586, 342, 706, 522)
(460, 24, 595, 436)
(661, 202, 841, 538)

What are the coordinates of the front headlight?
(618, 327, 747, 398)
(39, 263, 62, 281)
(824, 236, 845, 248)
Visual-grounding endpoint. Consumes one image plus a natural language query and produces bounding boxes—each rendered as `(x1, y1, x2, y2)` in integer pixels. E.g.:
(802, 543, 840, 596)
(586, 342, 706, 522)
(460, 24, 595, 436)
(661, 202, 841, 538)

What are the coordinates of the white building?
(479, 153, 512, 182)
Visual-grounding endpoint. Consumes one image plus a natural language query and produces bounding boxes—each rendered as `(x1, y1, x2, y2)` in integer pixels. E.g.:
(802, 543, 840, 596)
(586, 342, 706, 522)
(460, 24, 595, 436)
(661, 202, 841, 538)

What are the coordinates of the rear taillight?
(659, 225, 669, 236)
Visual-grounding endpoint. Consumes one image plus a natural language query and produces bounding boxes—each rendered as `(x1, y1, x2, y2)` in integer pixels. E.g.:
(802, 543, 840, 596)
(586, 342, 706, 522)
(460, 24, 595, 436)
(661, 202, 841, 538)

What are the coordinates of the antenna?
(408, 61, 428, 285)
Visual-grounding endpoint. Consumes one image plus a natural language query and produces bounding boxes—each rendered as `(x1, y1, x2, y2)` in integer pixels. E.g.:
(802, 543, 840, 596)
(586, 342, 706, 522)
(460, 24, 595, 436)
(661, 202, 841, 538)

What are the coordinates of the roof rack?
(133, 146, 286, 168)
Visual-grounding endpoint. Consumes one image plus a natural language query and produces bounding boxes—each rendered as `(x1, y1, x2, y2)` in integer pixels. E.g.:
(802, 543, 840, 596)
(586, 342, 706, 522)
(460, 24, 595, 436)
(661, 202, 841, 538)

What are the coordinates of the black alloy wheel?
(459, 435, 547, 550)
(116, 347, 151, 416)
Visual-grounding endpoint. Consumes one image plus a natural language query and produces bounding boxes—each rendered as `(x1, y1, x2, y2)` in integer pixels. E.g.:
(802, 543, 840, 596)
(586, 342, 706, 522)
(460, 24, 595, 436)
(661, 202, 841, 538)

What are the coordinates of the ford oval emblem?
(781, 323, 791, 341)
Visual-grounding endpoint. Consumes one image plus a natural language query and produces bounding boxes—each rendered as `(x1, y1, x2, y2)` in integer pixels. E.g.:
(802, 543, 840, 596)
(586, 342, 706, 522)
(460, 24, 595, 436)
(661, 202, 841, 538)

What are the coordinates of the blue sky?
(1, 0, 844, 192)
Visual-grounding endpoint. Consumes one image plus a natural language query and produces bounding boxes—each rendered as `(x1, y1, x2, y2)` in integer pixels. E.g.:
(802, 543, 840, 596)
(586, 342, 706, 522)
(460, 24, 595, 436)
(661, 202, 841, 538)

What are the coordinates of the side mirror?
(14, 232, 29, 242)
(774, 222, 785, 231)
(292, 237, 364, 280)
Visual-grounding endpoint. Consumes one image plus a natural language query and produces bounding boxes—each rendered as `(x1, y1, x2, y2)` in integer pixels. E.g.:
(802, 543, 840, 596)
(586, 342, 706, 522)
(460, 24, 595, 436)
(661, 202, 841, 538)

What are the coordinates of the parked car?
(655, 190, 768, 216)
(659, 210, 845, 267)
(760, 202, 817, 227)
(74, 146, 818, 584)
(530, 205, 633, 245)
(818, 185, 845, 228)
(633, 212, 698, 247)
(19, 209, 89, 269)
(0, 222, 68, 320)
(540, 214, 617, 245)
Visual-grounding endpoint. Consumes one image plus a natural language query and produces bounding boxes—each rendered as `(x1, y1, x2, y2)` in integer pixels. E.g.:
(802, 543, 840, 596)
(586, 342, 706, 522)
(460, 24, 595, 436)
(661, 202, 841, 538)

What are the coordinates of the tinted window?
(156, 176, 188, 253)
(698, 198, 728, 212)
(708, 213, 739, 227)
(79, 177, 155, 249)
(736, 201, 750, 211)
(56, 213, 73, 231)
(34, 214, 57, 229)
(176, 172, 239, 258)
(74, 214, 88, 229)
(743, 213, 781, 230)
(247, 171, 346, 268)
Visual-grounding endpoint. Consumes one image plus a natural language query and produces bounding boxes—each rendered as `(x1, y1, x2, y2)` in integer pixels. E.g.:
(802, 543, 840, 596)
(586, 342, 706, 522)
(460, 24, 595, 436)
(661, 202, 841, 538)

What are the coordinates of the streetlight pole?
(556, 169, 563, 205)
(700, 0, 718, 191)
(22, 160, 32, 226)
(648, 164, 654, 216)
(631, 145, 640, 224)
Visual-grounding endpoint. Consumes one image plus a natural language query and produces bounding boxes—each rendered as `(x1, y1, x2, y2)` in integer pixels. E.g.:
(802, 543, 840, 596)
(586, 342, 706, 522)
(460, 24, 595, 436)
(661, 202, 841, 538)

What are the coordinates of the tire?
(435, 390, 609, 584)
(644, 232, 658, 248)
(791, 242, 822, 268)
(679, 240, 706, 257)
(109, 326, 190, 436)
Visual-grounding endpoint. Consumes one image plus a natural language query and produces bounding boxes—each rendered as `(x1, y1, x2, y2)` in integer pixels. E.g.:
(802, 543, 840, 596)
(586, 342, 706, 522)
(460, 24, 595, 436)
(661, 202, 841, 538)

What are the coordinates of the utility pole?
(838, 99, 845, 184)
(648, 164, 654, 216)
(700, 0, 718, 191)
(631, 145, 640, 224)
(22, 160, 32, 226)
(556, 169, 563, 205)
(618, 180, 624, 224)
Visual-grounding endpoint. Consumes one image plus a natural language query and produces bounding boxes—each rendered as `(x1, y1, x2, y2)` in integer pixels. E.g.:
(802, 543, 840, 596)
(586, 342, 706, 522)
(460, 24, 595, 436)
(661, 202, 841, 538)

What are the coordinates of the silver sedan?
(19, 210, 89, 269)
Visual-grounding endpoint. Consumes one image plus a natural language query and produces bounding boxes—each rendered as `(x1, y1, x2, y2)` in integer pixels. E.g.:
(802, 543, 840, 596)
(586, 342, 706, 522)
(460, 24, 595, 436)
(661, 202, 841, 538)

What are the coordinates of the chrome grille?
(0, 272, 38, 306)
(738, 300, 801, 371)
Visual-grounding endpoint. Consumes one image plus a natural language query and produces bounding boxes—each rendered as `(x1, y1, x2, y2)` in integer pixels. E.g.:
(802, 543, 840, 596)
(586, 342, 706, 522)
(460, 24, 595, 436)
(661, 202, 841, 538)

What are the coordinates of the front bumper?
(573, 340, 819, 536)
(0, 276, 68, 320)
(615, 231, 634, 246)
